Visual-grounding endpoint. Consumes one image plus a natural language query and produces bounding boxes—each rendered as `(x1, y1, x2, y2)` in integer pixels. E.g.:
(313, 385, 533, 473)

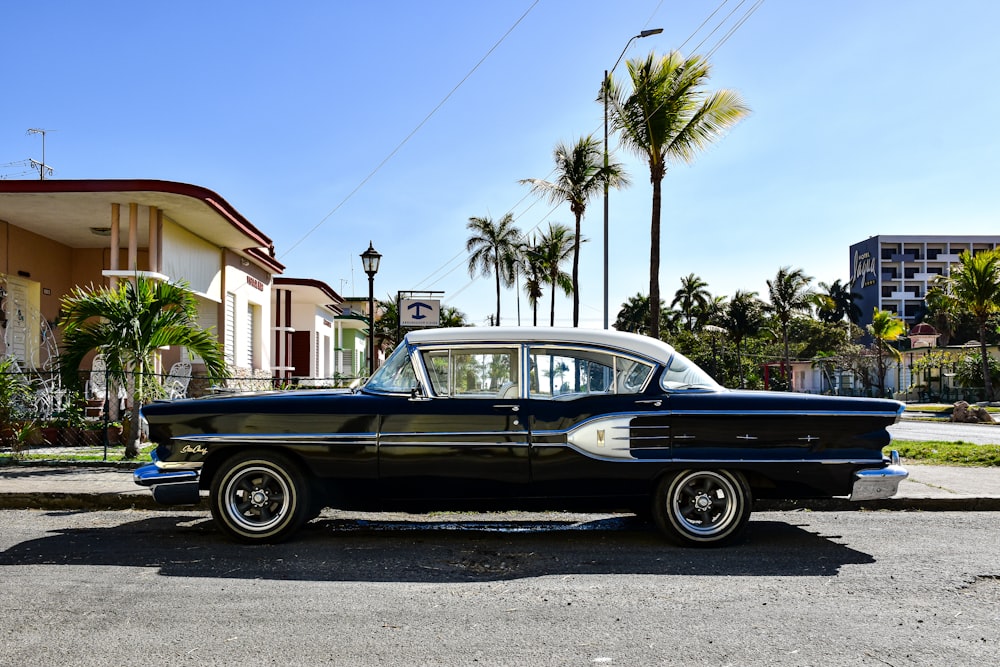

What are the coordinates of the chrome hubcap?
(250, 489, 269, 507)
(693, 493, 713, 512)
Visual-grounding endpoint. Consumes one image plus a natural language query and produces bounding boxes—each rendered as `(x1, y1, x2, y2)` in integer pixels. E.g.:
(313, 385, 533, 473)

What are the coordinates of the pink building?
(0, 179, 283, 385)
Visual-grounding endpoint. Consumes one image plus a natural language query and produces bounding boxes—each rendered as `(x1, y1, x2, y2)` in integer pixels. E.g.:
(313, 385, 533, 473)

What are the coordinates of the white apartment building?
(850, 235, 1000, 330)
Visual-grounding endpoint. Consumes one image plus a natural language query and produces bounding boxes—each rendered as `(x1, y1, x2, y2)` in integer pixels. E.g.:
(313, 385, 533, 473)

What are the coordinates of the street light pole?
(360, 241, 382, 377)
(603, 28, 663, 330)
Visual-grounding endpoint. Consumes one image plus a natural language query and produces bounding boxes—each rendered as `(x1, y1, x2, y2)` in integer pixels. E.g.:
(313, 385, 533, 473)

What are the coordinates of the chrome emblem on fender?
(180, 444, 208, 456)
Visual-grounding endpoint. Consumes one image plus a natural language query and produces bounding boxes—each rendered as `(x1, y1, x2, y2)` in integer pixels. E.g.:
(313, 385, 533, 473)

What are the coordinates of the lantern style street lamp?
(603, 28, 662, 329)
(360, 241, 382, 377)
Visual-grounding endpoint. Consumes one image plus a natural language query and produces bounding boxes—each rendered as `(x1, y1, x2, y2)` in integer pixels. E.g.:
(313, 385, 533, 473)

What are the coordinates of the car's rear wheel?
(210, 451, 311, 543)
(653, 469, 751, 547)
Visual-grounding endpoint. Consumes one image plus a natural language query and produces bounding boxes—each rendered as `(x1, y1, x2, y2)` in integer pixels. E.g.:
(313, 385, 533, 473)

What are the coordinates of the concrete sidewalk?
(1, 462, 999, 512)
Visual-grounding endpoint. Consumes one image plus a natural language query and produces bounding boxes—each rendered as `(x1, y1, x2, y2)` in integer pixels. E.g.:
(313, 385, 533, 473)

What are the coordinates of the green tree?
(520, 136, 629, 327)
(721, 290, 764, 389)
(922, 277, 961, 346)
(534, 223, 575, 326)
(816, 279, 863, 325)
(671, 273, 711, 331)
(517, 234, 546, 326)
(933, 250, 1000, 399)
(867, 308, 906, 397)
(614, 293, 652, 335)
(466, 213, 522, 326)
(608, 51, 749, 339)
(766, 266, 814, 390)
(954, 351, 1000, 398)
(58, 277, 226, 458)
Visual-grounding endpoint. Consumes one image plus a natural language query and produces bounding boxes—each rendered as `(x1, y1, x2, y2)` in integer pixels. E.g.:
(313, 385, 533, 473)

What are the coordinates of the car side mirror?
(409, 382, 429, 401)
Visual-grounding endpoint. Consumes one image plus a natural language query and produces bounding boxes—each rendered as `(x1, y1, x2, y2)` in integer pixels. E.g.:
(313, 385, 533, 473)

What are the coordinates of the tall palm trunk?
(782, 329, 792, 391)
(736, 339, 745, 389)
(648, 176, 663, 338)
(572, 212, 581, 327)
(550, 275, 557, 327)
(493, 260, 502, 326)
(979, 321, 993, 400)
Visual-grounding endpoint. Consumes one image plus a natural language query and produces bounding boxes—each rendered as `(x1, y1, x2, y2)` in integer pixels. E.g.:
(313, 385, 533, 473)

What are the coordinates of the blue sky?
(4, 1, 999, 329)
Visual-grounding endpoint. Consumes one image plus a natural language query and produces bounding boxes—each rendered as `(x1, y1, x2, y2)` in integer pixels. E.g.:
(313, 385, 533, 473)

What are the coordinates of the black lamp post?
(360, 241, 381, 377)
(603, 28, 662, 329)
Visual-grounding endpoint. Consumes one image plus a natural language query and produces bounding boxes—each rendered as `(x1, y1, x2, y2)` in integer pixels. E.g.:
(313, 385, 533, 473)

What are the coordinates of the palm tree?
(518, 235, 546, 326)
(520, 136, 629, 327)
(614, 293, 652, 335)
(868, 308, 906, 397)
(466, 213, 522, 326)
(58, 277, 227, 458)
(608, 51, 749, 338)
(534, 223, 575, 326)
(766, 266, 814, 390)
(817, 279, 863, 324)
(671, 273, 711, 331)
(937, 250, 1000, 399)
(923, 276, 960, 346)
(721, 290, 764, 389)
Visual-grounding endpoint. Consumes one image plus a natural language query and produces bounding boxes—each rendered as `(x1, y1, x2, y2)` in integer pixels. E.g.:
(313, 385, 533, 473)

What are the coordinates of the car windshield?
(659, 351, 722, 391)
(364, 342, 418, 394)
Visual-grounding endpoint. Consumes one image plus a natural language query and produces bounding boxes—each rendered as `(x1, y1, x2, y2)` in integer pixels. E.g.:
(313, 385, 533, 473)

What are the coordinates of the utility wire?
(706, 0, 765, 59)
(403, 0, 765, 313)
(280, 0, 540, 260)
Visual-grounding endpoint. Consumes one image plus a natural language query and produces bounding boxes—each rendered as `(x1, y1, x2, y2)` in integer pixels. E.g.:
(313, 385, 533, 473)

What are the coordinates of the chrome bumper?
(850, 450, 908, 501)
(133, 454, 203, 506)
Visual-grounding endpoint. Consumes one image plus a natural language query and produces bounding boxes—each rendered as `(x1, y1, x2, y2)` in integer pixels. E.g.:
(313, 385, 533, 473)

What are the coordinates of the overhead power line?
(280, 0, 541, 260)
(415, 1, 766, 308)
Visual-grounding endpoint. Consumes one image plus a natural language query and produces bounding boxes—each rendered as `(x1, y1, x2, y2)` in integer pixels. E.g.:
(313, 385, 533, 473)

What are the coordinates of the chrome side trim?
(175, 433, 377, 443)
(668, 409, 903, 418)
(378, 440, 530, 447)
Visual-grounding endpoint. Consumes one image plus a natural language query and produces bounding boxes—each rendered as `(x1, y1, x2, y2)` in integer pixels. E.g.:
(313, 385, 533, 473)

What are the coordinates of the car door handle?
(493, 404, 520, 412)
(635, 399, 662, 407)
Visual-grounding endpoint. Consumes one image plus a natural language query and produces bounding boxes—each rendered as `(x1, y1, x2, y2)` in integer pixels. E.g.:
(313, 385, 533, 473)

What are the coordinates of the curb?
(755, 497, 1000, 512)
(0, 493, 206, 512)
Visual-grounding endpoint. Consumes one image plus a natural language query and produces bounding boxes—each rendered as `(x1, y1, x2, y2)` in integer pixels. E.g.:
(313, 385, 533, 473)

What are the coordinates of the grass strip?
(888, 440, 1000, 466)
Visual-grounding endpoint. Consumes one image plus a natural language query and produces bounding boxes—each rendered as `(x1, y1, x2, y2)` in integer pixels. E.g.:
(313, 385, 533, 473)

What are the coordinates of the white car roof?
(403, 327, 676, 365)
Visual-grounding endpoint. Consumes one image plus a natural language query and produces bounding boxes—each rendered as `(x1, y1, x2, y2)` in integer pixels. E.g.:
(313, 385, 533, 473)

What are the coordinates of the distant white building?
(850, 235, 1000, 330)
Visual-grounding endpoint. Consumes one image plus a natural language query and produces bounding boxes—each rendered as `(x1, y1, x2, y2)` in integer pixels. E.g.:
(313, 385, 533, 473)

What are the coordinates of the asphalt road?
(889, 419, 1000, 444)
(1, 509, 997, 666)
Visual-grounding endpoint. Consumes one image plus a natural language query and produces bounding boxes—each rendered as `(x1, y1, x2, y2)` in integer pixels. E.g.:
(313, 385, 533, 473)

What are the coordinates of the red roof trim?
(0, 179, 274, 249)
(274, 277, 344, 304)
(245, 246, 285, 273)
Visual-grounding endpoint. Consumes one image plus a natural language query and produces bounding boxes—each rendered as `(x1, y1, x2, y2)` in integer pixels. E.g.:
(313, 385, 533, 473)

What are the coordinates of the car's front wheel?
(653, 469, 751, 547)
(210, 451, 311, 543)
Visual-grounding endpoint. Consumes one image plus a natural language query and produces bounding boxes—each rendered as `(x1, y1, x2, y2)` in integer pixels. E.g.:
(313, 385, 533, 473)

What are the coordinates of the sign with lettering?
(400, 298, 440, 327)
(852, 250, 877, 289)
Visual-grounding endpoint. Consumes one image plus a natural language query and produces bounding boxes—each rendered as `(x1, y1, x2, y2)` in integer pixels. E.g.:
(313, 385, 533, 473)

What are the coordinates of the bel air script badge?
(180, 444, 208, 456)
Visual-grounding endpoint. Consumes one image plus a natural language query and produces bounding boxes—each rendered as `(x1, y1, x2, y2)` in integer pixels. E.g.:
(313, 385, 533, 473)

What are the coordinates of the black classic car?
(135, 327, 907, 547)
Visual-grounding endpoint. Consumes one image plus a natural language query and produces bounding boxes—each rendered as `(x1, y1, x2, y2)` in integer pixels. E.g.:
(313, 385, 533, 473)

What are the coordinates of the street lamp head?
(361, 241, 381, 277)
(638, 28, 663, 38)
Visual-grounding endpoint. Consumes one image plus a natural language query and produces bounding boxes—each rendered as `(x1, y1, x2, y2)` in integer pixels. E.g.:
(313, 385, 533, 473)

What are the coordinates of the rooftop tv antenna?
(27, 128, 54, 179)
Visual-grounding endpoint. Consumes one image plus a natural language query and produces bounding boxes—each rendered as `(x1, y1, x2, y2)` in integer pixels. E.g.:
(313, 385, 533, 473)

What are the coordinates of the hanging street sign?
(400, 298, 441, 327)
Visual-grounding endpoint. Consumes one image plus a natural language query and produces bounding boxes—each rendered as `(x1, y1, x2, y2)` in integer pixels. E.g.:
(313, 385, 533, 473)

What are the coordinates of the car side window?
(420, 347, 519, 398)
(527, 346, 653, 399)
